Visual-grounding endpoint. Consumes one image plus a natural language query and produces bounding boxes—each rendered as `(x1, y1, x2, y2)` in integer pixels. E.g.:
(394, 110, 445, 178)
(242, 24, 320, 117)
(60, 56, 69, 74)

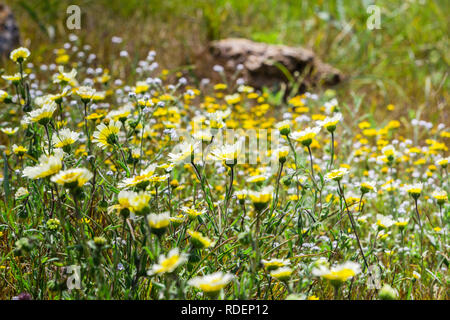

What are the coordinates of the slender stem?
(414, 198, 424, 277)
(329, 131, 335, 170)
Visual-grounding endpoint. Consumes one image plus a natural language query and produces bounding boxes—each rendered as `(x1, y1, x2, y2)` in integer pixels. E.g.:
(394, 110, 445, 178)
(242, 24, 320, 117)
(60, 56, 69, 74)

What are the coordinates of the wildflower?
(276, 120, 291, 136)
(381, 145, 396, 163)
(248, 186, 273, 211)
(12, 144, 28, 157)
(270, 267, 293, 281)
(0, 90, 12, 103)
(210, 141, 242, 167)
(187, 230, 214, 249)
(23, 101, 57, 125)
(290, 127, 321, 147)
(312, 261, 361, 286)
(1, 127, 18, 135)
(92, 120, 121, 149)
(274, 146, 290, 164)
(147, 212, 170, 236)
(182, 207, 205, 220)
(376, 214, 395, 229)
(188, 272, 234, 295)
(168, 141, 198, 165)
(23, 150, 63, 180)
(360, 181, 377, 194)
(93, 236, 108, 248)
(395, 218, 408, 230)
(53, 67, 78, 86)
(432, 189, 448, 205)
(118, 164, 157, 189)
(261, 258, 291, 271)
(108, 190, 135, 218)
(53, 128, 80, 150)
(129, 192, 151, 215)
(404, 183, 423, 200)
(2, 73, 22, 85)
(75, 86, 96, 103)
(147, 248, 188, 276)
(51, 168, 93, 188)
(436, 157, 448, 168)
(325, 168, 348, 181)
(10, 47, 30, 63)
(235, 190, 247, 204)
(316, 113, 342, 133)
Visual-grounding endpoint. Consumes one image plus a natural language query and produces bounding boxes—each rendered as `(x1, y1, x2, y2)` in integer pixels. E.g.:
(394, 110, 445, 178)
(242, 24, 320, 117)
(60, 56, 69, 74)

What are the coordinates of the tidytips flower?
(23, 150, 64, 180)
(147, 212, 171, 236)
(53, 128, 80, 151)
(290, 127, 321, 147)
(248, 186, 273, 211)
(261, 258, 291, 271)
(188, 272, 234, 295)
(10, 47, 30, 63)
(276, 120, 291, 136)
(312, 261, 361, 286)
(316, 113, 342, 133)
(187, 230, 214, 249)
(51, 168, 93, 188)
(325, 168, 349, 181)
(404, 183, 423, 200)
(93, 120, 121, 149)
(360, 181, 377, 194)
(270, 267, 293, 281)
(432, 189, 448, 205)
(23, 100, 57, 125)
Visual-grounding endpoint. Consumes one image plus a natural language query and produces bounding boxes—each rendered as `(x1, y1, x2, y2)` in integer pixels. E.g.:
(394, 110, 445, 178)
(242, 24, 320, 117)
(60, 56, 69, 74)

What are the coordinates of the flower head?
(188, 272, 234, 294)
(325, 168, 349, 182)
(23, 150, 64, 180)
(93, 121, 121, 149)
(51, 168, 93, 188)
(316, 113, 342, 132)
(10, 47, 30, 63)
(313, 261, 361, 286)
(290, 127, 321, 146)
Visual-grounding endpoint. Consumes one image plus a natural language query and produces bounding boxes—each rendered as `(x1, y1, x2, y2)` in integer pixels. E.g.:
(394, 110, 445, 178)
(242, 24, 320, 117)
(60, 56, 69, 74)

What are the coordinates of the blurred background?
(2, 0, 449, 124)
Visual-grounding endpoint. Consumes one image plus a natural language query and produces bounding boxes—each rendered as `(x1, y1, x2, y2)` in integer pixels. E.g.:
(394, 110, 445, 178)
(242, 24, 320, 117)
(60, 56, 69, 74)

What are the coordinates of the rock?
(0, 4, 20, 58)
(208, 38, 343, 90)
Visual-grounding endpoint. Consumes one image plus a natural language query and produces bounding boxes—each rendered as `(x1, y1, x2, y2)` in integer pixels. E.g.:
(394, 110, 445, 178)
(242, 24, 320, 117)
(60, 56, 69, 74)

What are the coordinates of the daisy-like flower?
(74, 86, 96, 103)
(52, 66, 78, 87)
(147, 212, 171, 236)
(188, 272, 234, 295)
(436, 157, 449, 168)
(193, 130, 213, 143)
(248, 186, 273, 211)
(168, 141, 198, 165)
(53, 128, 80, 150)
(23, 150, 64, 180)
(270, 267, 293, 281)
(23, 100, 57, 125)
(360, 181, 377, 194)
(312, 261, 361, 286)
(10, 47, 30, 63)
(129, 192, 151, 215)
(147, 248, 188, 276)
(108, 190, 135, 218)
(290, 127, 321, 147)
(316, 113, 342, 133)
(235, 189, 247, 203)
(0, 90, 12, 103)
(404, 183, 423, 199)
(276, 120, 291, 136)
(182, 206, 205, 220)
(210, 141, 243, 166)
(134, 81, 150, 94)
(2, 73, 22, 84)
(376, 214, 395, 229)
(12, 144, 27, 157)
(432, 189, 448, 205)
(273, 146, 290, 164)
(261, 258, 291, 271)
(106, 104, 132, 123)
(118, 164, 157, 189)
(187, 230, 214, 249)
(395, 218, 408, 230)
(1, 127, 19, 135)
(92, 120, 121, 149)
(51, 168, 93, 188)
(325, 168, 348, 181)
(381, 145, 396, 162)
